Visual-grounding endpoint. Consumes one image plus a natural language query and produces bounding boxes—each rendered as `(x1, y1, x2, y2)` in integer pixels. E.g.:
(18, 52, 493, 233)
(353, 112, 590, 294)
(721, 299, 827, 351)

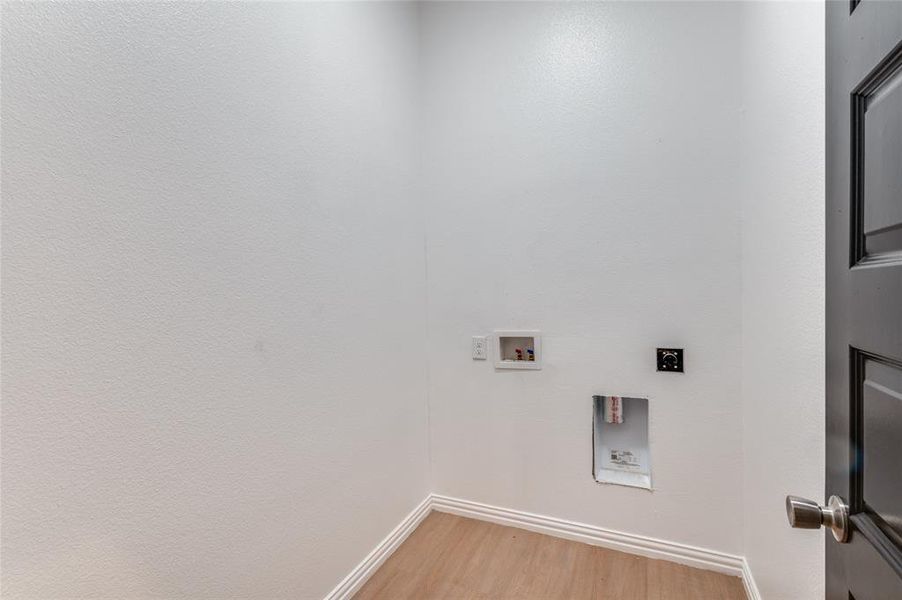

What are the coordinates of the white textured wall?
(2, 2, 827, 597)
(421, 1, 745, 555)
(739, 2, 826, 599)
(1, 3, 428, 598)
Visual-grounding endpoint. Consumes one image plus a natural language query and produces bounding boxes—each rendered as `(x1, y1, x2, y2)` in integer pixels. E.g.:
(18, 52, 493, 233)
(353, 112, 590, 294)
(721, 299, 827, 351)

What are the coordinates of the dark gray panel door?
(827, 1, 902, 598)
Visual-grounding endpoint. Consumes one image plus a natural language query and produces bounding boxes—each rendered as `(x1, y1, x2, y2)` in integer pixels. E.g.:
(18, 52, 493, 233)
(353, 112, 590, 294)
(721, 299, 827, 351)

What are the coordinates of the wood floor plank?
(353, 512, 746, 600)
(595, 546, 647, 600)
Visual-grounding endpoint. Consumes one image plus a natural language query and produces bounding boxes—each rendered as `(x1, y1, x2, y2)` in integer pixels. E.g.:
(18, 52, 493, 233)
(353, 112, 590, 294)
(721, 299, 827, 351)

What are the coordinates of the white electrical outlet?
(472, 336, 488, 360)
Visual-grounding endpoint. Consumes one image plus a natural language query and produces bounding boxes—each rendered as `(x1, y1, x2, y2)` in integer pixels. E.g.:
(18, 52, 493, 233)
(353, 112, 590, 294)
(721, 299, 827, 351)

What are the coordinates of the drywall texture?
(421, 1, 745, 555)
(2, 2, 827, 597)
(739, 2, 826, 598)
(1, 3, 428, 598)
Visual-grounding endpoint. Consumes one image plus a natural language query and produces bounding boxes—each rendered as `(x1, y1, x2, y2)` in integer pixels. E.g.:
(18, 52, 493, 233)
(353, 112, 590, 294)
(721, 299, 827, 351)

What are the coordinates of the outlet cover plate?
(472, 336, 488, 360)
(656, 348, 684, 372)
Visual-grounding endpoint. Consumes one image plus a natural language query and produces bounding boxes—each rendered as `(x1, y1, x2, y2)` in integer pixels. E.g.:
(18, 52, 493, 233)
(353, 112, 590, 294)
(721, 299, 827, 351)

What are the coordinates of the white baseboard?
(325, 493, 760, 600)
(430, 495, 746, 578)
(740, 557, 762, 600)
(323, 495, 432, 600)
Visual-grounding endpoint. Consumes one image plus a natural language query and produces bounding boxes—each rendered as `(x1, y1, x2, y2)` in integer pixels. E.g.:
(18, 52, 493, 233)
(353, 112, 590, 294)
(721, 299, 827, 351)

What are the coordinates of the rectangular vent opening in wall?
(493, 331, 541, 370)
(592, 396, 651, 490)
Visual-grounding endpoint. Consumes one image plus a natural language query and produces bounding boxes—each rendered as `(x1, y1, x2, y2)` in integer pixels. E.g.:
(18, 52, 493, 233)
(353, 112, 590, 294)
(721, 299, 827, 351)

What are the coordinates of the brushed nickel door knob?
(785, 495, 850, 543)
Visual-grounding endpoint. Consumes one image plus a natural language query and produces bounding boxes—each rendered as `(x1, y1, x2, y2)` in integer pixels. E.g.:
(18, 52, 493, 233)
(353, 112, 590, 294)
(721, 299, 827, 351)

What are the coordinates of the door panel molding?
(850, 39, 902, 267)
(848, 348, 902, 578)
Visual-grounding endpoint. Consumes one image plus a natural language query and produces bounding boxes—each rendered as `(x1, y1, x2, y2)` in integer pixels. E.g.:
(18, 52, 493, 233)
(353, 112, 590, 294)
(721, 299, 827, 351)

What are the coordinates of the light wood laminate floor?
(354, 512, 747, 600)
